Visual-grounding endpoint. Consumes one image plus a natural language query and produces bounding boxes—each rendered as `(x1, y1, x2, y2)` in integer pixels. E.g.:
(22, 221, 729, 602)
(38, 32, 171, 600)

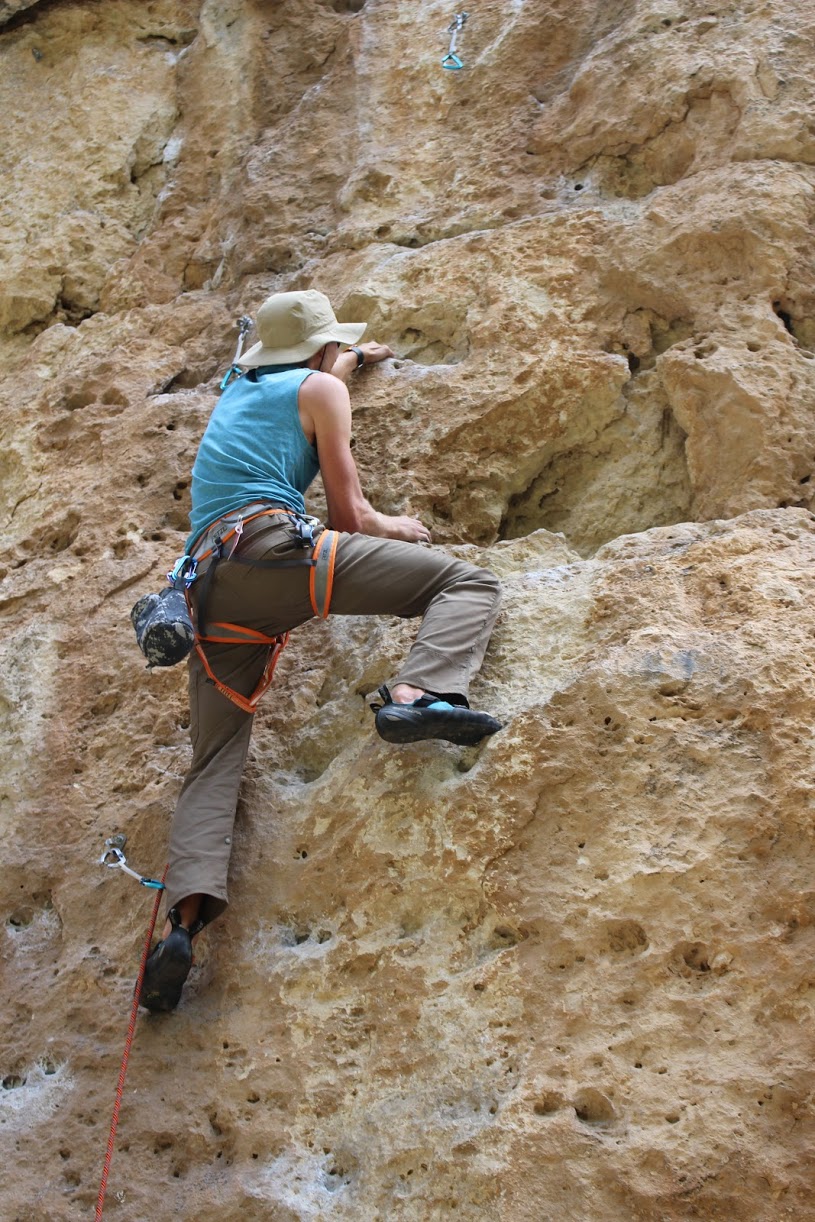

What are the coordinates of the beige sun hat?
(237, 290, 367, 368)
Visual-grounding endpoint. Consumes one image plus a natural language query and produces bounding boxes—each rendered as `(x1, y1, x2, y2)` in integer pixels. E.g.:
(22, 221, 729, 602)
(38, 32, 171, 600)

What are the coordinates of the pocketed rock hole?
(683, 944, 710, 971)
(533, 1092, 564, 1116)
(573, 1088, 616, 1126)
(319, 0, 366, 11)
(279, 924, 332, 947)
(602, 919, 650, 956)
(772, 298, 815, 351)
(497, 383, 692, 554)
(488, 924, 523, 951)
(671, 941, 712, 974)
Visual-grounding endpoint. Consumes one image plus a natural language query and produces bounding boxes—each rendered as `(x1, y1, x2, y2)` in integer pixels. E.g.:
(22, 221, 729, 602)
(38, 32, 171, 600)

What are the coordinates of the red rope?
(95, 868, 168, 1220)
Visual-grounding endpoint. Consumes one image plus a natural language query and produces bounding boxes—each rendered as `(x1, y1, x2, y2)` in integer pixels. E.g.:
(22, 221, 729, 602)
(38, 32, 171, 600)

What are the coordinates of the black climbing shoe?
(371, 687, 503, 747)
(138, 909, 199, 1013)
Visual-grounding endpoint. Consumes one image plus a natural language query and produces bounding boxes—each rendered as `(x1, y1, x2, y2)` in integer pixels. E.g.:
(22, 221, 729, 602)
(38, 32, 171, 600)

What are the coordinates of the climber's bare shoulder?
(298, 371, 350, 446)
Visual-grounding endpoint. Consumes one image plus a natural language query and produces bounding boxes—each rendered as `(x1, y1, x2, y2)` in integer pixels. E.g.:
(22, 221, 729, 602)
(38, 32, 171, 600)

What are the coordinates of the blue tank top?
(186, 366, 320, 550)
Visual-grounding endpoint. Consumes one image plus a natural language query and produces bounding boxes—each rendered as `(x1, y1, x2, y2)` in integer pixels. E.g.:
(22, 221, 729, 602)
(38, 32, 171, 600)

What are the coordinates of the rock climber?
(140, 289, 502, 1011)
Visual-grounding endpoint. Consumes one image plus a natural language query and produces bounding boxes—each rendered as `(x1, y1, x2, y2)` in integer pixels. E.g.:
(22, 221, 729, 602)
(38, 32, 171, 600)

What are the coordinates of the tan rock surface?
(1, 1, 813, 1219)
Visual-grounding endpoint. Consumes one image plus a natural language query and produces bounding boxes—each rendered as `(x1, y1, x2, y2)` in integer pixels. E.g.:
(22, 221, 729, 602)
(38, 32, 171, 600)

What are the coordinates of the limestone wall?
(1, 1, 813, 1219)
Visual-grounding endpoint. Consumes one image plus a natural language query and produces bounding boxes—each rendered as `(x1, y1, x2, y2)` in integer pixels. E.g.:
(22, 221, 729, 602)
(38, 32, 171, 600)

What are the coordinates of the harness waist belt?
(189, 502, 295, 565)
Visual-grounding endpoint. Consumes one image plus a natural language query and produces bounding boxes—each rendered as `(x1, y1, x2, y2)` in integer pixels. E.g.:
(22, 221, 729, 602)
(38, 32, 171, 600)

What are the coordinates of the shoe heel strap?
(370, 684, 392, 713)
(168, 907, 204, 938)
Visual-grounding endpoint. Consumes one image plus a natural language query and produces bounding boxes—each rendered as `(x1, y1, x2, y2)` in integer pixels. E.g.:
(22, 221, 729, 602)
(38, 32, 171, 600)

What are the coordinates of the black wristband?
(348, 345, 365, 369)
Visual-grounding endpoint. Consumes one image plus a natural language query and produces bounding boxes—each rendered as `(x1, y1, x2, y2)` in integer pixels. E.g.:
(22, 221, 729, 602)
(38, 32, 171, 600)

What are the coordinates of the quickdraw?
(219, 315, 253, 390)
(442, 11, 468, 70)
(99, 836, 165, 890)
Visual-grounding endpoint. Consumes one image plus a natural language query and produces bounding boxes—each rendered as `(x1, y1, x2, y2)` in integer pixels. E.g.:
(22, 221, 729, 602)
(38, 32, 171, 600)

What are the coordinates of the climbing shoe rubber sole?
(138, 924, 193, 1013)
(374, 702, 503, 747)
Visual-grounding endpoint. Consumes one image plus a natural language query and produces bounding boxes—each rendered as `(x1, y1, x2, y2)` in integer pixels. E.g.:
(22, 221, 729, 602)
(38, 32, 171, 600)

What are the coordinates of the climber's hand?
(356, 341, 394, 365)
(380, 514, 432, 544)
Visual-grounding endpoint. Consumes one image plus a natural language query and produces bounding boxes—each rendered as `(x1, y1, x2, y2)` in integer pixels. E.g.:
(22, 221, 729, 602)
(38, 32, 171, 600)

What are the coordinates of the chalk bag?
(131, 587, 195, 668)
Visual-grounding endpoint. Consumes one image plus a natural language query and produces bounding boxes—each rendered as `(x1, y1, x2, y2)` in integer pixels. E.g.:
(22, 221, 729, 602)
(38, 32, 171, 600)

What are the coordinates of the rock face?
(1, 1, 814, 1219)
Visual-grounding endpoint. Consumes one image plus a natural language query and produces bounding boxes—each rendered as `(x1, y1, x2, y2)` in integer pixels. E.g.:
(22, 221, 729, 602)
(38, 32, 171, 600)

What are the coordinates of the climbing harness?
(219, 315, 253, 390)
(95, 841, 168, 1220)
(130, 500, 340, 710)
(99, 836, 165, 890)
(178, 504, 340, 714)
(442, 11, 468, 70)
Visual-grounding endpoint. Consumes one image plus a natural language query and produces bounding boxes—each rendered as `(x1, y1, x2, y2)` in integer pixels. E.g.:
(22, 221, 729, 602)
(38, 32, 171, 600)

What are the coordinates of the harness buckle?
(291, 516, 316, 549)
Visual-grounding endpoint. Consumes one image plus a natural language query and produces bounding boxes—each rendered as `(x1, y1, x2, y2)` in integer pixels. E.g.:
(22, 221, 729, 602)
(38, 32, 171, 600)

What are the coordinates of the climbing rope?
(442, 11, 468, 70)
(95, 839, 167, 1220)
(219, 314, 253, 390)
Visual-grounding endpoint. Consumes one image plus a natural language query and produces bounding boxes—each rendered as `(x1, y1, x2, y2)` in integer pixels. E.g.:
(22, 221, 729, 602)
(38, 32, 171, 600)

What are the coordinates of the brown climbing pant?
(165, 513, 502, 924)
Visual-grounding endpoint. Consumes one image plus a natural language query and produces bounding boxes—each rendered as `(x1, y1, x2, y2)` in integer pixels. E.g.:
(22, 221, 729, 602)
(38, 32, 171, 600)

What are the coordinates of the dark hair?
(253, 361, 310, 376)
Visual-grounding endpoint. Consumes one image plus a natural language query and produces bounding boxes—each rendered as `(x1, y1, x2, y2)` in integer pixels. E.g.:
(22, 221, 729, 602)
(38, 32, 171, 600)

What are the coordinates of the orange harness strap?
(309, 528, 340, 619)
(191, 629, 290, 716)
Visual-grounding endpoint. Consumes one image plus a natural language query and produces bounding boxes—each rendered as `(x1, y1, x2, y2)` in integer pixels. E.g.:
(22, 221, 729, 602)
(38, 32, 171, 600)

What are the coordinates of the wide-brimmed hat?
(237, 290, 367, 368)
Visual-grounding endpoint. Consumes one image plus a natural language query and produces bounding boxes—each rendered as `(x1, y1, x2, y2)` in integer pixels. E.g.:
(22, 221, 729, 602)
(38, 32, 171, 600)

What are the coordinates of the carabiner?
(167, 554, 198, 588)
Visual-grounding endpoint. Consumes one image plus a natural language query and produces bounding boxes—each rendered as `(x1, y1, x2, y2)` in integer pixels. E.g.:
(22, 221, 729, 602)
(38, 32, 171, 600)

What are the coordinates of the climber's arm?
(327, 341, 395, 385)
(299, 372, 429, 542)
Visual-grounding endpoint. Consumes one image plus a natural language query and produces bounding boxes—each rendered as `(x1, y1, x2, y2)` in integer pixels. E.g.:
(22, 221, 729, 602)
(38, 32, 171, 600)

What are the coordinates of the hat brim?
(237, 321, 367, 369)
